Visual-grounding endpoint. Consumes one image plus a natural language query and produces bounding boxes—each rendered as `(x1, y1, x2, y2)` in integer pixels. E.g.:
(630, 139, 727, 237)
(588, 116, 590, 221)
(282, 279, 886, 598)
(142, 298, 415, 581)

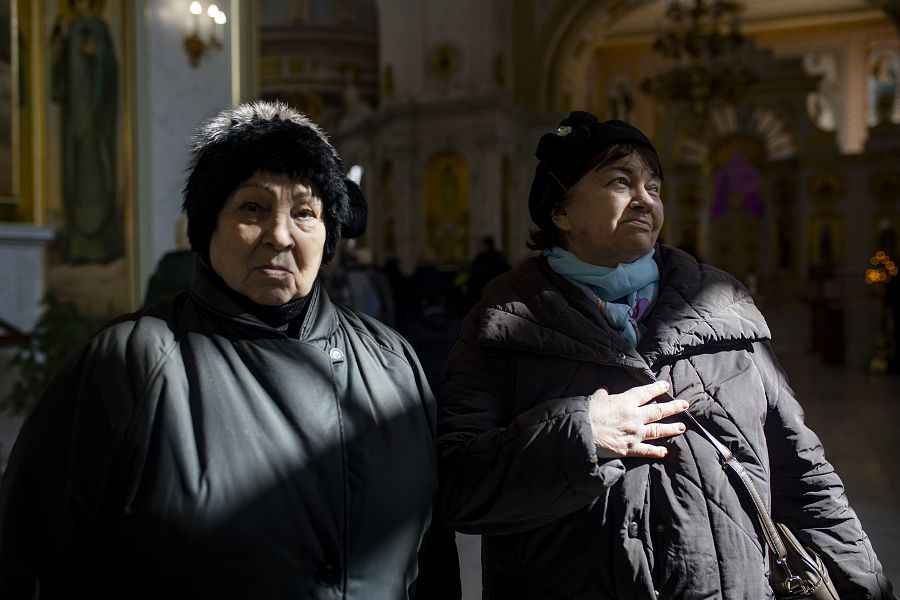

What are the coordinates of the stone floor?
(455, 308, 900, 598)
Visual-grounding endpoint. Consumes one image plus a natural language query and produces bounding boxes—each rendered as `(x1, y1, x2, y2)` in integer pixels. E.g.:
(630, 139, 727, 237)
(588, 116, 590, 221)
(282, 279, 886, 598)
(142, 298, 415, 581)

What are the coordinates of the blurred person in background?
(142, 214, 195, 307)
(463, 236, 509, 314)
(339, 245, 397, 327)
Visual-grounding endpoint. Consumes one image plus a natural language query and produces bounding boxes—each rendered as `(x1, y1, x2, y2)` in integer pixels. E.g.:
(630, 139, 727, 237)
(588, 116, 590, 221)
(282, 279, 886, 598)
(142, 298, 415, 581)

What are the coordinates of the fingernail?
(678, 423, 686, 432)
(680, 401, 689, 410)
(661, 381, 670, 389)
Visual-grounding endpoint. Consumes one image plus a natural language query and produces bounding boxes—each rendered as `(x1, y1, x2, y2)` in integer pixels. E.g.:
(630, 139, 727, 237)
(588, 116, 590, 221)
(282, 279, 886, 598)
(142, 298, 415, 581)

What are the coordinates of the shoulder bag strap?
(683, 410, 789, 560)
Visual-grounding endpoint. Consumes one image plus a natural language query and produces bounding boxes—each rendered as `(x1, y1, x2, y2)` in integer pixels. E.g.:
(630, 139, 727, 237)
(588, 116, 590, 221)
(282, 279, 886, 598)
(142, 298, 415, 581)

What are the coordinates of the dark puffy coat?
(0, 263, 439, 599)
(438, 245, 895, 599)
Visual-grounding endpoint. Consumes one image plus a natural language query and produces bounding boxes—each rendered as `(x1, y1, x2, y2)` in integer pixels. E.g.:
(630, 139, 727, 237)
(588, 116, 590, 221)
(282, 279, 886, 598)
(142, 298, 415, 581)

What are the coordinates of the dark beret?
(528, 111, 657, 225)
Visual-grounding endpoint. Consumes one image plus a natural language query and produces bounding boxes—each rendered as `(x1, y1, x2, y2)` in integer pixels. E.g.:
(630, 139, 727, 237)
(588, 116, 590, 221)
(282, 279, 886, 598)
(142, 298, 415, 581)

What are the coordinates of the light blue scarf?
(544, 247, 659, 347)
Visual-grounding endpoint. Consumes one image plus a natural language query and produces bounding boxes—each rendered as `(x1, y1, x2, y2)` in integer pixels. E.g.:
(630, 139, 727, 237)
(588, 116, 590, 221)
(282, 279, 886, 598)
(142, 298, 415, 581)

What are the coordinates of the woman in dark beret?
(437, 111, 895, 599)
(0, 101, 456, 599)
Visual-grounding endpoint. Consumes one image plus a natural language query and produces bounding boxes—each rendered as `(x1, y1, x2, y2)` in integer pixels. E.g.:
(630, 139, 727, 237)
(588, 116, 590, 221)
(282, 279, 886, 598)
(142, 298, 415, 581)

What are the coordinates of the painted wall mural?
(424, 153, 469, 266)
(42, 0, 134, 318)
(50, 0, 119, 263)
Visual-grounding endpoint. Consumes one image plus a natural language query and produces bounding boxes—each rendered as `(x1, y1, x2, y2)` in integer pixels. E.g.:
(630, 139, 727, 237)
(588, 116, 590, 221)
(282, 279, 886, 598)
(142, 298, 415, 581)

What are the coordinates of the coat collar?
(474, 256, 637, 366)
(473, 245, 770, 368)
(188, 258, 339, 342)
(638, 245, 770, 365)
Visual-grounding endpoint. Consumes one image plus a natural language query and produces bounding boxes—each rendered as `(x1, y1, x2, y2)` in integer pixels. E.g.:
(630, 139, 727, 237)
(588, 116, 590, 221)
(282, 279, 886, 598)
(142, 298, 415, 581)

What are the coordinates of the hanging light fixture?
(641, 0, 756, 121)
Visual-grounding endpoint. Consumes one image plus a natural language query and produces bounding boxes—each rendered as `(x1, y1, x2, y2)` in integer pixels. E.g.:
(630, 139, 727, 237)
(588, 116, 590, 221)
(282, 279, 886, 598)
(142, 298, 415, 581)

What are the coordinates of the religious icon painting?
(807, 215, 845, 271)
(39, 0, 136, 319)
(424, 153, 470, 266)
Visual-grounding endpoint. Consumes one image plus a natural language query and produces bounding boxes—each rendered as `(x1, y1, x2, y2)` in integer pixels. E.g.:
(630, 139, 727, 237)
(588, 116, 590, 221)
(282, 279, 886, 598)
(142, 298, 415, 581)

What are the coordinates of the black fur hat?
(528, 111, 659, 226)
(183, 100, 367, 263)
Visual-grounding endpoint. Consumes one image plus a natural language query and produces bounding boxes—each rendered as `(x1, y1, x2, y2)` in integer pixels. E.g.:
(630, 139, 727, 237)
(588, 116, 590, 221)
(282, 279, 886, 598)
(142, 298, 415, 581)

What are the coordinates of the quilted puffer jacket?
(0, 262, 443, 599)
(438, 244, 895, 599)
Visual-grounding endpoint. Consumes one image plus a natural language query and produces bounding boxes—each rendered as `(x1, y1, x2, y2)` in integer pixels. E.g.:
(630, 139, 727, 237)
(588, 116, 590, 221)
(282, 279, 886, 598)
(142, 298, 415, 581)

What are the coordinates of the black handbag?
(685, 411, 841, 599)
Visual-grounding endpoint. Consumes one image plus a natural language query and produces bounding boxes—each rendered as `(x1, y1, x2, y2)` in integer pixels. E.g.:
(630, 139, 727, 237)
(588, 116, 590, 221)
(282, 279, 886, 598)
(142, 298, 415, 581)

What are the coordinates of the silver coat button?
(627, 521, 639, 538)
(329, 348, 344, 362)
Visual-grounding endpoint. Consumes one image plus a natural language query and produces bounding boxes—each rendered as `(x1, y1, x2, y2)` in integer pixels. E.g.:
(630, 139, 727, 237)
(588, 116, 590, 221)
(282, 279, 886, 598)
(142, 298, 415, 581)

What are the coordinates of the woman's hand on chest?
(589, 380, 690, 459)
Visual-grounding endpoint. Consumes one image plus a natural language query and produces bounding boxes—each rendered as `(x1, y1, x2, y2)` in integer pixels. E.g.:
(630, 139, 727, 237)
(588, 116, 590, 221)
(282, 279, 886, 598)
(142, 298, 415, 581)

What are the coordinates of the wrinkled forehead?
(587, 143, 664, 181)
(604, 154, 661, 179)
(232, 170, 321, 196)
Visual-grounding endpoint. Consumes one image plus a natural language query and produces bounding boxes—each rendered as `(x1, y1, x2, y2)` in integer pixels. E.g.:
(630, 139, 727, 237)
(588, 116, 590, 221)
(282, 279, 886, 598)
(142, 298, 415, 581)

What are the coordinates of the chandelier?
(641, 0, 756, 120)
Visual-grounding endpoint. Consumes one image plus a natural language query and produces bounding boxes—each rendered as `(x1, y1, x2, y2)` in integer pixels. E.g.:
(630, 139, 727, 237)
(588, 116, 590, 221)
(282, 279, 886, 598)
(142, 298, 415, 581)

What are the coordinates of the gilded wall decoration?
(771, 178, 797, 270)
(0, 0, 16, 204)
(0, 0, 66, 227)
(711, 148, 764, 219)
(808, 214, 844, 268)
(382, 64, 395, 97)
(424, 153, 469, 265)
(870, 171, 900, 206)
(808, 172, 845, 205)
(428, 42, 460, 78)
(709, 150, 764, 280)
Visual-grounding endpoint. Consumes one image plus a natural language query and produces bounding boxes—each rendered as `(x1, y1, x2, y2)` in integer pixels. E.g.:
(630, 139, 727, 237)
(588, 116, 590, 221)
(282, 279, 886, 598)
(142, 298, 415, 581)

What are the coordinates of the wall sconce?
(184, 1, 227, 68)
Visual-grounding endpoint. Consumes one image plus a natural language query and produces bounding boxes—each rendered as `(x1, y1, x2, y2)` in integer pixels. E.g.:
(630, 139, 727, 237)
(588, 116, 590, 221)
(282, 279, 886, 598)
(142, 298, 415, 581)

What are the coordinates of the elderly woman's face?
(209, 171, 326, 305)
(552, 153, 663, 267)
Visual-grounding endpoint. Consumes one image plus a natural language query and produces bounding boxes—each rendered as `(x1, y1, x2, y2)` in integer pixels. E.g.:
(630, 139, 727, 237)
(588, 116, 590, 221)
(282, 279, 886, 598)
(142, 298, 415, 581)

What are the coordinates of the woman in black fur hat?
(0, 101, 458, 599)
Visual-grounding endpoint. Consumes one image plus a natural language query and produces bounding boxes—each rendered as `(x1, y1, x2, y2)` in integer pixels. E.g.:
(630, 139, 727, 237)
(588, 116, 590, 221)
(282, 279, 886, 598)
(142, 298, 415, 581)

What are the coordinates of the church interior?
(0, 0, 898, 594)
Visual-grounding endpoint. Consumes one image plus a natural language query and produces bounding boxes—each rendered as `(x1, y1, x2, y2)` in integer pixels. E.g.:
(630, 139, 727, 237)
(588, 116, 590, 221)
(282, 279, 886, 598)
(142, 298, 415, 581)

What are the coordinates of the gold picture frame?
(0, 0, 19, 211)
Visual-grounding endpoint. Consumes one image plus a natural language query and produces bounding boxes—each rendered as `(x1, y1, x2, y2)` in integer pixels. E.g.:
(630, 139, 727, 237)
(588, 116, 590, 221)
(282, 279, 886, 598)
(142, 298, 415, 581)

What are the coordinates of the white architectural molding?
(0, 223, 55, 332)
